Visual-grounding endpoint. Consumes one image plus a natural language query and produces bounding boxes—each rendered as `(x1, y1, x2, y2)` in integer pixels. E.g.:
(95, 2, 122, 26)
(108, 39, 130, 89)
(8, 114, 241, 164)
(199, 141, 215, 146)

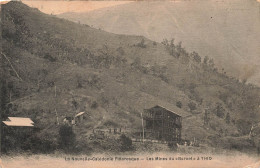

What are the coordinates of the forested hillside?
(1, 1, 259, 154)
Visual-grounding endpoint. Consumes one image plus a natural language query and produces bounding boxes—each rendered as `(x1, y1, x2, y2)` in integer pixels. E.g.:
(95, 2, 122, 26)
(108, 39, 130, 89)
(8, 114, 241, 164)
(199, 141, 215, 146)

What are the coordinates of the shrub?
(116, 47, 125, 55)
(72, 99, 79, 110)
(236, 119, 252, 135)
(176, 101, 182, 108)
(188, 102, 196, 111)
(58, 125, 76, 152)
(225, 112, 231, 124)
(119, 134, 133, 151)
(87, 74, 103, 89)
(2, 125, 57, 154)
(74, 140, 92, 154)
(136, 39, 146, 48)
(76, 76, 84, 88)
(22, 136, 57, 154)
(214, 103, 225, 118)
(191, 51, 201, 63)
(103, 120, 119, 127)
(168, 141, 177, 151)
(158, 74, 169, 83)
(44, 53, 57, 62)
(218, 137, 255, 152)
(91, 101, 98, 109)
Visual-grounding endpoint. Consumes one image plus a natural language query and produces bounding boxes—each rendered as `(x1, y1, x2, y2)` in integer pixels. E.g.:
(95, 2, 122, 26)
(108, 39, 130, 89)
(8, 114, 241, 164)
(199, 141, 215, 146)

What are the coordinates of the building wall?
(144, 107, 182, 142)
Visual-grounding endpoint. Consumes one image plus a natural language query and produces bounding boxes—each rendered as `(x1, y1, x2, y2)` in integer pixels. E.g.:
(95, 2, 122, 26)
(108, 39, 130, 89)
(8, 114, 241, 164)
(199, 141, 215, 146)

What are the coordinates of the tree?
(90, 101, 98, 109)
(72, 99, 78, 110)
(208, 58, 215, 68)
(168, 141, 177, 150)
(0, 80, 8, 153)
(225, 112, 231, 124)
(58, 125, 76, 152)
(188, 102, 196, 112)
(169, 39, 176, 56)
(161, 39, 178, 57)
(203, 56, 209, 65)
(7, 81, 14, 102)
(191, 51, 201, 63)
(204, 109, 210, 126)
(76, 75, 84, 88)
(161, 39, 169, 46)
(214, 103, 225, 118)
(87, 74, 102, 89)
(0, 80, 9, 119)
(136, 39, 146, 48)
(176, 41, 182, 58)
(176, 101, 182, 108)
(236, 119, 252, 135)
(131, 57, 141, 69)
(37, 69, 48, 91)
(218, 128, 223, 136)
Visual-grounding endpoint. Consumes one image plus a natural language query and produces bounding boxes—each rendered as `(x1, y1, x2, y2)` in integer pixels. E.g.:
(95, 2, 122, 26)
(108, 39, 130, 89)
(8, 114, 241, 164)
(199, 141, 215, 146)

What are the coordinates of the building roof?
(3, 117, 34, 127)
(75, 112, 85, 117)
(144, 101, 191, 118)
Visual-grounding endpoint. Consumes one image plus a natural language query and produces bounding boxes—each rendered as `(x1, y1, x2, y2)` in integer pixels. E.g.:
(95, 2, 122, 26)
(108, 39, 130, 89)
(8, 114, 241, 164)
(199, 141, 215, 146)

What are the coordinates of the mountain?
(58, 0, 260, 86)
(1, 1, 260, 153)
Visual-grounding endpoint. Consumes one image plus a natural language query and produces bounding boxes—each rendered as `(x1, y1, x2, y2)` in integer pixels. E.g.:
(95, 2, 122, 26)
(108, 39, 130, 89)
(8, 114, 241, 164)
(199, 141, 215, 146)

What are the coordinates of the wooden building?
(2, 117, 35, 152)
(63, 112, 86, 125)
(3, 117, 34, 127)
(143, 105, 182, 142)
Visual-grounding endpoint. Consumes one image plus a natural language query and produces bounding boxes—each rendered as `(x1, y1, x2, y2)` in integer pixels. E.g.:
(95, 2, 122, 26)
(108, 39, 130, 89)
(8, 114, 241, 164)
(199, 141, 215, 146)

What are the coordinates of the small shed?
(75, 112, 85, 123)
(63, 116, 73, 125)
(2, 117, 35, 150)
(2, 117, 34, 127)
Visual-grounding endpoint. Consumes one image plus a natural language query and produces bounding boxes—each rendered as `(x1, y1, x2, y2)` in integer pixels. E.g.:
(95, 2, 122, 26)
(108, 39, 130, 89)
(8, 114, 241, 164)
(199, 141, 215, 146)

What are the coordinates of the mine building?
(143, 105, 183, 142)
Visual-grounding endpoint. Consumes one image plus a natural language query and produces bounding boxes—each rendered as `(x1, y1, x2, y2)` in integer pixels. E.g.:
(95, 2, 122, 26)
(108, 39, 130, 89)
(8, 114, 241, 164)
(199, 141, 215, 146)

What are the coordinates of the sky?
(22, 0, 133, 15)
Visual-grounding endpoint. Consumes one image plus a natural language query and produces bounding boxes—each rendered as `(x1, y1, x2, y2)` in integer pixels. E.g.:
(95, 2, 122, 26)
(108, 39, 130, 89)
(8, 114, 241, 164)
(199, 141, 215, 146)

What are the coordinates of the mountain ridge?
(58, 0, 260, 86)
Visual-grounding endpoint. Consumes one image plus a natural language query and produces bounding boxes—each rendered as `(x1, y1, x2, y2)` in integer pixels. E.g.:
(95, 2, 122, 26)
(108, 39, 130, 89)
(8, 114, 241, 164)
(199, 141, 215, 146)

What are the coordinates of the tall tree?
(191, 51, 201, 63)
(7, 81, 14, 102)
(0, 81, 8, 118)
(208, 58, 215, 68)
(203, 56, 209, 65)
(0, 79, 9, 154)
(58, 125, 76, 152)
(214, 103, 225, 118)
(204, 108, 210, 125)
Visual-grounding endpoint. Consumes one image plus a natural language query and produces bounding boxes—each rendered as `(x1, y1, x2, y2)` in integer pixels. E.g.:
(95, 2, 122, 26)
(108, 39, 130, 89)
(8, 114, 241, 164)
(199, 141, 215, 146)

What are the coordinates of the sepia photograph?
(0, 0, 260, 167)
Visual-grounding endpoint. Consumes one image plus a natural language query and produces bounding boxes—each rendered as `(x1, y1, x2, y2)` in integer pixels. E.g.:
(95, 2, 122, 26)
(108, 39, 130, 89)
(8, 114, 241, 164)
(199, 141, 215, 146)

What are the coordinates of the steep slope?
(58, 0, 260, 85)
(1, 1, 260, 153)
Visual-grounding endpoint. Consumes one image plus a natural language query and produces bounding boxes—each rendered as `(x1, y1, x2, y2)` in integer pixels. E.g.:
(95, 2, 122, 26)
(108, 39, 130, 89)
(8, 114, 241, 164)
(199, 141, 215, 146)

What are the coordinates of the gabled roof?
(144, 101, 190, 118)
(3, 117, 34, 127)
(75, 112, 85, 117)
